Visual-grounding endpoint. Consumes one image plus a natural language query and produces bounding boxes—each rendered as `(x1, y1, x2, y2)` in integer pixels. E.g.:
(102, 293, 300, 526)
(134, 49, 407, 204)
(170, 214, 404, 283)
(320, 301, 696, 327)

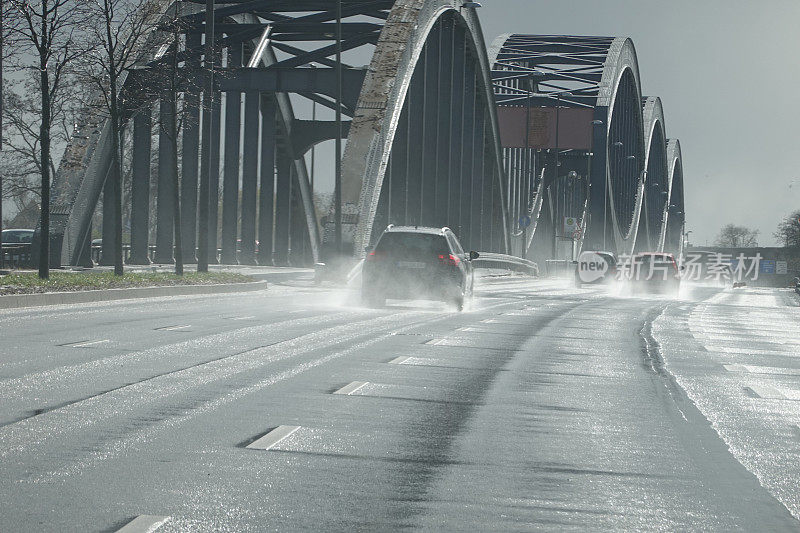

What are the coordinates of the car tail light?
(438, 254, 460, 267)
(366, 250, 383, 261)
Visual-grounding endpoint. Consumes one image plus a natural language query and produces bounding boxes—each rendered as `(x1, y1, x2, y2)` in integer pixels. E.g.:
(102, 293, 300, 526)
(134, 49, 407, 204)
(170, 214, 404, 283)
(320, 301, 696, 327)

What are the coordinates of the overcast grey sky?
(477, 0, 800, 246)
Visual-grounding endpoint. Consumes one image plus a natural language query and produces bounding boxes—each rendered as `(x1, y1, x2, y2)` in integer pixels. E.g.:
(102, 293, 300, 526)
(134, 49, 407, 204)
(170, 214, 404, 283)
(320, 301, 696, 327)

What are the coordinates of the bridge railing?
(473, 253, 539, 277)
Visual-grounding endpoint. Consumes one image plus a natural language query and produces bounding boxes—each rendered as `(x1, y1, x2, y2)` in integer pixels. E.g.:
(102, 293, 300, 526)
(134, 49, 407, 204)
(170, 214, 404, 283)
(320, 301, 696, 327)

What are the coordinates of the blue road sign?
(760, 260, 776, 274)
(519, 215, 531, 228)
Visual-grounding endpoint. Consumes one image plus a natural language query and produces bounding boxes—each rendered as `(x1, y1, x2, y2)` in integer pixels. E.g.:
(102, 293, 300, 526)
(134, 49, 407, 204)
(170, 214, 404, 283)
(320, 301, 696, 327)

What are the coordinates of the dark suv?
(362, 226, 479, 310)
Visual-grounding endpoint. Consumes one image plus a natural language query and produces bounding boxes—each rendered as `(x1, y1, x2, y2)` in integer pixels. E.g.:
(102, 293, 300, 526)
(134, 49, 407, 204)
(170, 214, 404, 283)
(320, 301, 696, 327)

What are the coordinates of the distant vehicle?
(627, 252, 682, 295)
(794, 277, 800, 295)
(361, 225, 479, 311)
(573, 251, 619, 286)
(717, 263, 734, 287)
(1, 229, 34, 244)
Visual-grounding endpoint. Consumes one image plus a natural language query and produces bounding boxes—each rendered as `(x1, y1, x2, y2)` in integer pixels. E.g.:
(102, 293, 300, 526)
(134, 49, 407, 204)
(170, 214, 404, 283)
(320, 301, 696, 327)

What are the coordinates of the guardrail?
(1, 243, 33, 269)
(473, 252, 539, 277)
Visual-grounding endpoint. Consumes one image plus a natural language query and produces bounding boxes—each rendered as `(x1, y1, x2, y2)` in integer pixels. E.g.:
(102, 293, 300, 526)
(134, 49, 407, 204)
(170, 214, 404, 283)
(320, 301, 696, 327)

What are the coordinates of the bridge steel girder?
(42, 0, 387, 268)
(634, 96, 669, 253)
(663, 139, 685, 256)
(43, 1, 524, 269)
(331, 0, 510, 259)
(489, 35, 648, 261)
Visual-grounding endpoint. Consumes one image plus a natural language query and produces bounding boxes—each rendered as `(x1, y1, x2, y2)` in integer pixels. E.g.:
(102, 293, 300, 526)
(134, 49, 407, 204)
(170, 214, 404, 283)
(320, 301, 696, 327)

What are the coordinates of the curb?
(0, 280, 268, 310)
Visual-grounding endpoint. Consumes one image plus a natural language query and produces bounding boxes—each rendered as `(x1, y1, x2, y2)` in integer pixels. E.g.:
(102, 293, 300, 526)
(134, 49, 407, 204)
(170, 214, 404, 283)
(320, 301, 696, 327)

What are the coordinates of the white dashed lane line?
(155, 325, 192, 331)
(724, 364, 800, 376)
(744, 385, 787, 400)
(115, 515, 170, 532)
(246, 426, 302, 451)
(333, 381, 369, 395)
(59, 339, 110, 348)
(388, 356, 410, 365)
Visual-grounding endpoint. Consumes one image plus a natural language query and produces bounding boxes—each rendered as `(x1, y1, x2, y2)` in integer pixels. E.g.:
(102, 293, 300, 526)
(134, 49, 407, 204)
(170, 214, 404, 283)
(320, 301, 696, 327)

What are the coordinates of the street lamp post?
(334, 0, 343, 256)
(523, 75, 533, 256)
(197, 0, 215, 272)
(0, 0, 4, 270)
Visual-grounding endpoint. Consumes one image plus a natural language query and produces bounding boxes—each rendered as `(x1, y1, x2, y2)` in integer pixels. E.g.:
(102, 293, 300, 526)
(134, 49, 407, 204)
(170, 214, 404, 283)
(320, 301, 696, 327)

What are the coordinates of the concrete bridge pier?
(128, 108, 152, 265)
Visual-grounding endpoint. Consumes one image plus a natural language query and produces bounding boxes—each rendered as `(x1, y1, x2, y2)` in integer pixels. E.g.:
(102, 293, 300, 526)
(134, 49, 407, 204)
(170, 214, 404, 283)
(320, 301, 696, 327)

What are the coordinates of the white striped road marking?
(246, 425, 301, 451)
(744, 385, 786, 399)
(724, 364, 749, 372)
(333, 381, 369, 395)
(115, 515, 170, 532)
(425, 339, 449, 346)
(62, 339, 110, 348)
(725, 364, 800, 376)
(155, 325, 191, 331)
(388, 356, 410, 365)
(223, 315, 257, 321)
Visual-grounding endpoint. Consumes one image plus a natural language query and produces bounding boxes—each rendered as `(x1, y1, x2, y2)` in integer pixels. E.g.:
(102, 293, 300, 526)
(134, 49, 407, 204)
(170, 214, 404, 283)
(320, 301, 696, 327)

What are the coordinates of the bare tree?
(78, 0, 160, 276)
(774, 210, 800, 248)
(714, 223, 759, 248)
(1, 71, 80, 206)
(6, 0, 87, 278)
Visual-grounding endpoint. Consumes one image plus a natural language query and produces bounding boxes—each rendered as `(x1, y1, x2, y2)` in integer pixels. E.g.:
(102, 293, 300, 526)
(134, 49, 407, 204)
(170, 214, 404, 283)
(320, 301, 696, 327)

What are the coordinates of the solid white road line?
(744, 385, 786, 399)
(388, 356, 410, 365)
(333, 381, 369, 395)
(115, 515, 170, 533)
(246, 425, 302, 451)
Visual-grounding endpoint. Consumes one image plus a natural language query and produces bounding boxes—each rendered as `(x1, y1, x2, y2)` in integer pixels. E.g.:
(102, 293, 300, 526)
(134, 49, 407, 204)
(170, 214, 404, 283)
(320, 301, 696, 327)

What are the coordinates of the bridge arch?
(634, 96, 668, 252)
(41, 0, 508, 268)
(663, 139, 685, 255)
(335, 0, 509, 258)
(488, 35, 646, 261)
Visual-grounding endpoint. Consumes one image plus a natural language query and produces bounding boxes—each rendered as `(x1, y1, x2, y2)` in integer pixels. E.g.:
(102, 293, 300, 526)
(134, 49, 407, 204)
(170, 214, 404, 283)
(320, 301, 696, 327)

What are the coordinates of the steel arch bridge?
(38, 4, 686, 270)
(489, 34, 685, 263)
(40, 0, 509, 269)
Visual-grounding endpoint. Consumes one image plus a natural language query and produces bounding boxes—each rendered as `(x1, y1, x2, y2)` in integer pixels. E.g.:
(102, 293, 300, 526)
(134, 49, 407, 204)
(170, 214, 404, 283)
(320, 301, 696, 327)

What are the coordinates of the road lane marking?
(115, 515, 170, 532)
(333, 381, 369, 395)
(155, 325, 191, 331)
(60, 339, 110, 348)
(724, 364, 749, 372)
(223, 315, 257, 320)
(246, 425, 301, 450)
(725, 364, 800, 376)
(388, 356, 410, 365)
(744, 385, 786, 399)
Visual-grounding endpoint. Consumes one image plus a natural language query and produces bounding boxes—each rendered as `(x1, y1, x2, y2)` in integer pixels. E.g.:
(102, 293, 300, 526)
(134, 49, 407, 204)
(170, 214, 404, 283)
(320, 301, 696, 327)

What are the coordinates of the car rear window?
(374, 232, 449, 260)
(2, 231, 32, 244)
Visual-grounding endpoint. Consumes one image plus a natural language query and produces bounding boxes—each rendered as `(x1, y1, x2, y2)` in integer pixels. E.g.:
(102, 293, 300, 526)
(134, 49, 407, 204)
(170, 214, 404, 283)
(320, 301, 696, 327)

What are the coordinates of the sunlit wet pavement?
(0, 275, 798, 531)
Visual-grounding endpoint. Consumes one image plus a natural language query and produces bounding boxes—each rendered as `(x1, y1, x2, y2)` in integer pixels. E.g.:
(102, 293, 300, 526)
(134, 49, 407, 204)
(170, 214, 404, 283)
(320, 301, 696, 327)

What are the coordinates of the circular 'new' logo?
(577, 252, 609, 283)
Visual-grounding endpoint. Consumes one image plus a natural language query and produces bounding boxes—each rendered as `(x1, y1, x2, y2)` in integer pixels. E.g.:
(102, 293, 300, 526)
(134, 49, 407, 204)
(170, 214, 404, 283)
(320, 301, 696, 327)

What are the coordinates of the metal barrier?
(545, 259, 574, 278)
(473, 253, 539, 277)
(1, 244, 33, 269)
(90, 245, 225, 265)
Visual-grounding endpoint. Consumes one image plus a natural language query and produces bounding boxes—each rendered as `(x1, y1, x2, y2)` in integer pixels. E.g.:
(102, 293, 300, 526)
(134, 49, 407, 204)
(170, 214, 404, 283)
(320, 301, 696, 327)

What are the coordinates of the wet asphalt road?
(0, 275, 798, 531)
